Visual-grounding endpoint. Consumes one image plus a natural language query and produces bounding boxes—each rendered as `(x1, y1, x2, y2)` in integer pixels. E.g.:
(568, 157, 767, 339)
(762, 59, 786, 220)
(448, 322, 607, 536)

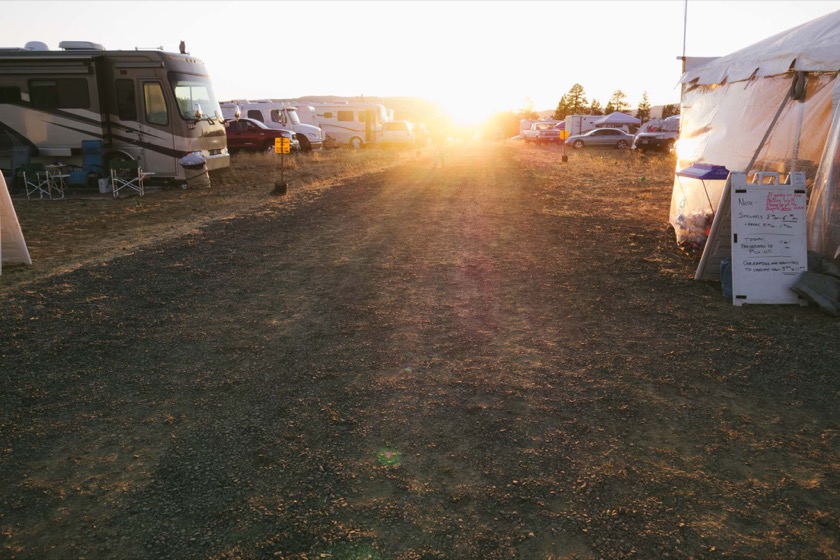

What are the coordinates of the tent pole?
(746, 88, 793, 174)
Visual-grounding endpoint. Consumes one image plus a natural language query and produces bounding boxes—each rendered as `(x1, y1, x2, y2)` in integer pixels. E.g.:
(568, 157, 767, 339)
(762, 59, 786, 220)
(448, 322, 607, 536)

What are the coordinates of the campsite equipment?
(671, 9, 840, 267)
(179, 152, 210, 189)
(66, 140, 105, 189)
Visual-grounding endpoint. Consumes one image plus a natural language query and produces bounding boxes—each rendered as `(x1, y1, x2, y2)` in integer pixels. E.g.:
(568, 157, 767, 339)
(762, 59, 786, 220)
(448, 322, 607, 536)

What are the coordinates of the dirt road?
(1, 142, 838, 559)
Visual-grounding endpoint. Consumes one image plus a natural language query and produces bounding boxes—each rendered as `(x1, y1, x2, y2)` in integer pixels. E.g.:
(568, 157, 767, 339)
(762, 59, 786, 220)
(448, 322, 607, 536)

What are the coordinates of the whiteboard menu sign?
(730, 172, 807, 306)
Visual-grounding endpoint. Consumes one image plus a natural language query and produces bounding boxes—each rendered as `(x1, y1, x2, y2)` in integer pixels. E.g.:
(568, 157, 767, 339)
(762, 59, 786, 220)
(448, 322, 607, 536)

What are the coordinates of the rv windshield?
(270, 108, 302, 127)
(169, 72, 223, 121)
(285, 108, 301, 125)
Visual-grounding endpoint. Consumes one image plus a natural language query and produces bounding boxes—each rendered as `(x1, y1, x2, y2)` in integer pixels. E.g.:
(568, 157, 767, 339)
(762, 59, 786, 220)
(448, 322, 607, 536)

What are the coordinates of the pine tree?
(589, 99, 603, 115)
(636, 92, 651, 123)
(565, 84, 588, 115)
(553, 95, 571, 120)
(608, 90, 630, 114)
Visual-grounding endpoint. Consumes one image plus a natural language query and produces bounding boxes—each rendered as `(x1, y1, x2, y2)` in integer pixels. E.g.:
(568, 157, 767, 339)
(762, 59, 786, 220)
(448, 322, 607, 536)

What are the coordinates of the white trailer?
(0, 41, 230, 182)
(564, 115, 603, 137)
(292, 102, 392, 148)
(220, 100, 323, 151)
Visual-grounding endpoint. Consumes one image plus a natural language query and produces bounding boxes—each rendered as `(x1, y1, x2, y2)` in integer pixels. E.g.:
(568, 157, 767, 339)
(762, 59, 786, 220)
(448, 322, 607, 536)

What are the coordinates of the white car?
(381, 120, 416, 147)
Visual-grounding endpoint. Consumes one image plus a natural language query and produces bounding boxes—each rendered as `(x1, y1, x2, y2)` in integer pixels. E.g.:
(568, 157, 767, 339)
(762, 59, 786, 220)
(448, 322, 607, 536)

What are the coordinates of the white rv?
(0, 41, 230, 182)
(293, 102, 392, 148)
(220, 100, 323, 151)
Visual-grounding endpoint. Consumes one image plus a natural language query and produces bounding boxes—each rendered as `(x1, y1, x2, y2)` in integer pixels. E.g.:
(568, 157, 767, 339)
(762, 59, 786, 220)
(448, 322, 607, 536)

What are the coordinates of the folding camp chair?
(22, 162, 51, 199)
(67, 139, 105, 189)
(110, 160, 151, 198)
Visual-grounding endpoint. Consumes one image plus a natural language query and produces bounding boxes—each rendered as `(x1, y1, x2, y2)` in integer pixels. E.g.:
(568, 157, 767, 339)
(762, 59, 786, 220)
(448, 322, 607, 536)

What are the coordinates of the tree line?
(481, 84, 680, 139)
(546, 83, 679, 123)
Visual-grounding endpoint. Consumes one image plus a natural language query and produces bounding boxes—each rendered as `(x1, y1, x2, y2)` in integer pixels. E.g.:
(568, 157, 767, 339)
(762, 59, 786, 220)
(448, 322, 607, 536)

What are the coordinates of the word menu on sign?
(730, 172, 807, 305)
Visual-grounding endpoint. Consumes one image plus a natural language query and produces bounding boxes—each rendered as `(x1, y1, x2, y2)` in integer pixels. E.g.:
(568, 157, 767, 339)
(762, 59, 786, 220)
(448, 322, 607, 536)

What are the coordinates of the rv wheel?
(297, 135, 312, 152)
(349, 137, 363, 149)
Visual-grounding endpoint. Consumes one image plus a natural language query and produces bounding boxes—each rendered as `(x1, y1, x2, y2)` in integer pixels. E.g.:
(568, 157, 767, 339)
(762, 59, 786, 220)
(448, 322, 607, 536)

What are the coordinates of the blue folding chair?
(67, 139, 105, 188)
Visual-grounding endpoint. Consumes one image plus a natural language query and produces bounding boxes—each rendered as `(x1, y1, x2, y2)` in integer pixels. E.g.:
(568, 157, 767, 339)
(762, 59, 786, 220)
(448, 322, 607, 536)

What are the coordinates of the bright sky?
(3, 1, 840, 125)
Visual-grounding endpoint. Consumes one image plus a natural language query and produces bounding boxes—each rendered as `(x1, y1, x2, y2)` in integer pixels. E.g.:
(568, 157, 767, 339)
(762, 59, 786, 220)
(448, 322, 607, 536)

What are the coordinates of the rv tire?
(349, 137, 363, 149)
(297, 135, 312, 152)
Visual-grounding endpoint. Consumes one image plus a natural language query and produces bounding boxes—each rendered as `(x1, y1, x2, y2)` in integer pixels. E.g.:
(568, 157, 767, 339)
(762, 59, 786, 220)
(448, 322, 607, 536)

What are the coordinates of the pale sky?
(3, 0, 840, 125)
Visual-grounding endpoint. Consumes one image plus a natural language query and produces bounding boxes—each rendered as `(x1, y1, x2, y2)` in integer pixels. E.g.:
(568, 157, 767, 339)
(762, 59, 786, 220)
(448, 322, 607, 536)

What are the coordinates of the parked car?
(565, 127, 634, 149)
(524, 121, 562, 144)
(632, 115, 680, 153)
(381, 120, 416, 148)
(224, 117, 300, 153)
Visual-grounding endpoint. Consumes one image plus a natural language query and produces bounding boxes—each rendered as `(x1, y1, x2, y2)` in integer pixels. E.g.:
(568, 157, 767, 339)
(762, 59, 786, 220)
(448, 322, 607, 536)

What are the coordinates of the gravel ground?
(1, 141, 838, 559)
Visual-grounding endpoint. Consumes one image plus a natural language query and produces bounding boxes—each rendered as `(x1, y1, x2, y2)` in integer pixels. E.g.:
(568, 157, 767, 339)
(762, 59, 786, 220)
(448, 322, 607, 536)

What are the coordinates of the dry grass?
(1, 147, 417, 293)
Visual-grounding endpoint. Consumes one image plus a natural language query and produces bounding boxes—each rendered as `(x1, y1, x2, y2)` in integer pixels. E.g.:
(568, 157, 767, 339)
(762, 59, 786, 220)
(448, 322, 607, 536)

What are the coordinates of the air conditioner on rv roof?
(58, 41, 106, 51)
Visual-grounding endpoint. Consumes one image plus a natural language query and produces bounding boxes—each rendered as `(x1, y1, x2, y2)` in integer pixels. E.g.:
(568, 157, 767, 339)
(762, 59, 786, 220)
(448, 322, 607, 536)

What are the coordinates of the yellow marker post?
(274, 137, 291, 190)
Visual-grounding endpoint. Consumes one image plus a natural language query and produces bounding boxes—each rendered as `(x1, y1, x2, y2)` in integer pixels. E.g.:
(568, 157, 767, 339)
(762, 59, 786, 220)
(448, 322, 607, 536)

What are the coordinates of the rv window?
(115, 79, 137, 121)
(270, 109, 287, 126)
(247, 110, 263, 122)
(143, 82, 169, 126)
(30, 78, 90, 109)
(169, 73, 221, 121)
(323, 112, 333, 119)
(338, 110, 354, 122)
(0, 86, 21, 103)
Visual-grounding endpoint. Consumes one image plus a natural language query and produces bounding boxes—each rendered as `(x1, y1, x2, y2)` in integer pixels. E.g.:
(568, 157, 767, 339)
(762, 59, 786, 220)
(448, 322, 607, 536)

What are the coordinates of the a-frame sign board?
(0, 173, 32, 274)
(696, 171, 808, 305)
(730, 172, 807, 305)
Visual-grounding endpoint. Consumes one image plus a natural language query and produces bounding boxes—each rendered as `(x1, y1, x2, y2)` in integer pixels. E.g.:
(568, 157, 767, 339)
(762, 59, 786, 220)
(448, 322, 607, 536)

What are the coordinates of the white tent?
(670, 9, 840, 260)
(593, 112, 640, 126)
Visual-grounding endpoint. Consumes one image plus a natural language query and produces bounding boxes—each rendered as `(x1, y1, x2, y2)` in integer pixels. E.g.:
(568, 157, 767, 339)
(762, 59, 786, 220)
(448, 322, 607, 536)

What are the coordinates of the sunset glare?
(3, 1, 840, 127)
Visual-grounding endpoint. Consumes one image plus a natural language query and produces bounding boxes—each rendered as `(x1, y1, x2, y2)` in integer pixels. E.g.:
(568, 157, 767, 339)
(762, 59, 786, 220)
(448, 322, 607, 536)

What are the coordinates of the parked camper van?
(220, 100, 323, 152)
(0, 41, 230, 183)
(293, 102, 392, 148)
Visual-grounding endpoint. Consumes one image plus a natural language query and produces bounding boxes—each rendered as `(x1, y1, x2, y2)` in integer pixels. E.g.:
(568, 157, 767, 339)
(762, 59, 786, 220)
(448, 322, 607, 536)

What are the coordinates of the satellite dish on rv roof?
(24, 41, 49, 51)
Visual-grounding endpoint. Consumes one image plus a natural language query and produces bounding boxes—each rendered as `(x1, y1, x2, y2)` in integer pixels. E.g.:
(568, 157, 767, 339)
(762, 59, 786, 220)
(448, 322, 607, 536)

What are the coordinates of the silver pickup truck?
(524, 122, 562, 144)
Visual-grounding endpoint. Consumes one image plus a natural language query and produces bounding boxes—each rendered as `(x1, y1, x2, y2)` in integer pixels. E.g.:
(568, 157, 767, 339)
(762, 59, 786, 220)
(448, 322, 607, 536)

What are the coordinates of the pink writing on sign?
(766, 191, 805, 212)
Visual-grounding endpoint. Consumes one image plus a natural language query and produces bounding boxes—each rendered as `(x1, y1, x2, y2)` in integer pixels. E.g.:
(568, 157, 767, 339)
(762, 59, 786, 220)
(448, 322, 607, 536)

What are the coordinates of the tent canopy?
(682, 9, 840, 85)
(594, 112, 640, 126)
(670, 8, 840, 261)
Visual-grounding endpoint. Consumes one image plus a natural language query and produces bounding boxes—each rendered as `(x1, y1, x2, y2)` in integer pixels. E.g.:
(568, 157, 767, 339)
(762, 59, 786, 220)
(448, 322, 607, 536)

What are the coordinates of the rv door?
(139, 80, 176, 176)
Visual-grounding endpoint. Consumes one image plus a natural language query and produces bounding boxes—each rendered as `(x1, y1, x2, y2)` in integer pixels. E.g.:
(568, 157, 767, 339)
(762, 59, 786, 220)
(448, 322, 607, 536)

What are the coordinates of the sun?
(437, 93, 521, 130)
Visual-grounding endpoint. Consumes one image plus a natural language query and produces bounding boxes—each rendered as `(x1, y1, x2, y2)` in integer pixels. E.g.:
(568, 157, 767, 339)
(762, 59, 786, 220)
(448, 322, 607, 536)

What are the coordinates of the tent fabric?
(671, 9, 840, 262)
(593, 112, 640, 126)
(682, 9, 840, 85)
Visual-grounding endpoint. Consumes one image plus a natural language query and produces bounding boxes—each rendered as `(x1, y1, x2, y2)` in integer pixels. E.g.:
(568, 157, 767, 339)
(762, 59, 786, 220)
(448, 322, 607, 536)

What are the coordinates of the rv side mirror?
(193, 103, 203, 120)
